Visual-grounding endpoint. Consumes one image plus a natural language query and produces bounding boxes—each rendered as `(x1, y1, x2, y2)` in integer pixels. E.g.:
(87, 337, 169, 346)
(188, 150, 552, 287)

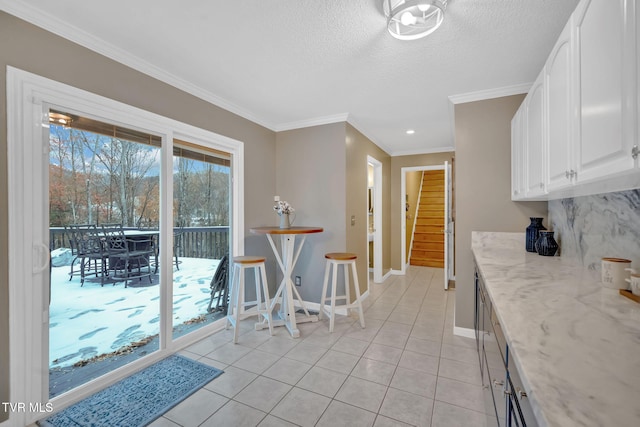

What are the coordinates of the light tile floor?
(151, 266, 489, 427)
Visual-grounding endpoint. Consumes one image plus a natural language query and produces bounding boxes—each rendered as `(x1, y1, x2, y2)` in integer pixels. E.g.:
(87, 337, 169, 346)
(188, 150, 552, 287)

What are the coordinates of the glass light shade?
(383, 0, 447, 41)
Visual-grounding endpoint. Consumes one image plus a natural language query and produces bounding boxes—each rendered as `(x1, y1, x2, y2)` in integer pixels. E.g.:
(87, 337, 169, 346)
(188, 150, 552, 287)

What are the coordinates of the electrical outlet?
(295, 276, 301, 286)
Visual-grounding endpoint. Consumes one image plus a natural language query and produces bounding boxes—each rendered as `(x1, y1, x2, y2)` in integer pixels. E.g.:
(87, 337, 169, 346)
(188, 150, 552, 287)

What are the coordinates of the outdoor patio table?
(249, 226, 323, 338)
(100, 229, 160, 274)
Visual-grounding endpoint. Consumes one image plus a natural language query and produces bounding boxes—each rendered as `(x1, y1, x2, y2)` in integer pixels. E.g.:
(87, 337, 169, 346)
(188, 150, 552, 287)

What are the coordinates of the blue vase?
(535, 231, 558, 256)
(526, 217, 546, 253)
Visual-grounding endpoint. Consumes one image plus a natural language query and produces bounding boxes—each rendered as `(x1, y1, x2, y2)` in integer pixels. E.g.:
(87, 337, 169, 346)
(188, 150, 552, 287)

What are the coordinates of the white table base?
(254, 233, 318, 337)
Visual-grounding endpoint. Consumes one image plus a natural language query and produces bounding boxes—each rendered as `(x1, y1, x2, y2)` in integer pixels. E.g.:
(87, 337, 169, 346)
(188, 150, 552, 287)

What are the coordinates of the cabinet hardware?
(633, 145, 639, 160)
(565, 170, 571, 179)
(516, 388, 528, 399)
(493, 379, 504, 387)
(539, 182, 544, 190)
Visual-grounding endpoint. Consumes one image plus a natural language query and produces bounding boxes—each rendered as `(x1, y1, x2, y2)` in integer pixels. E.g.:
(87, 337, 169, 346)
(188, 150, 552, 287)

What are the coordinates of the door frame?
(367, 156, 383, 285)
(400, 163, 453, 284)
(6, 67, 245, 425)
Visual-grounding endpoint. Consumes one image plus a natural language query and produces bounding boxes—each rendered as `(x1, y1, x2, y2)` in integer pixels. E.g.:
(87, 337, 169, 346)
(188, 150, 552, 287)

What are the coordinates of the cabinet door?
(524, 72, 546, 198)
(574, 0, 635, 183)
(546, 20, 574, 192)
(511, 106, 526, 200)
(482, 350, 502, 427)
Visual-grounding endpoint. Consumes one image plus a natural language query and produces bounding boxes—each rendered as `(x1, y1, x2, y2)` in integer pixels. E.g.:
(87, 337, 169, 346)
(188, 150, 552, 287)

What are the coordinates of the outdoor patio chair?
(173, 225, 184, 270)
(64, 224, 84, 281)
(101, 223, 155, 288)
(207, 254, 229, 313)
(66, 224, 109, 286)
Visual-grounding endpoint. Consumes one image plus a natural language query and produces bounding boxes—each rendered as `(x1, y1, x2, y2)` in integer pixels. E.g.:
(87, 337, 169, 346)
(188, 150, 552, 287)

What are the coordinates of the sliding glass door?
(48, 112, 163, 397)
(171, 141, 231, 340)
(7, 67, 243, 424)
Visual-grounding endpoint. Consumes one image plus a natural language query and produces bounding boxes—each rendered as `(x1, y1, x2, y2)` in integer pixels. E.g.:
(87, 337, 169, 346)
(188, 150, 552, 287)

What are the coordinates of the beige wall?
(454, 95, 547, 330)
(390, 152, 455, 270)
(0, 12, 277, 418)
(346, 124, 392, 291)
(273, 124, 348, 301)
(273, 123, 391, 300)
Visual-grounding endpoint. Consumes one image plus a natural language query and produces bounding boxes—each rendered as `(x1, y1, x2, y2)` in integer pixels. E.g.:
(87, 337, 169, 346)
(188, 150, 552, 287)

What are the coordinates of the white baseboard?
(453, 326, 475, 339)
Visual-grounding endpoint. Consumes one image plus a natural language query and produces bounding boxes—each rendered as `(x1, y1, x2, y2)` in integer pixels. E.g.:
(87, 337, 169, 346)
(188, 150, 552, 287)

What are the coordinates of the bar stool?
(319, 252, 366, 332)
(226, 256, 273, 343)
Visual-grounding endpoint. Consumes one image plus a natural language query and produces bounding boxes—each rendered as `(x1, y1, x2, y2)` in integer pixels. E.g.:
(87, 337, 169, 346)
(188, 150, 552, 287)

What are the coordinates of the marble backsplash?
(548, 189, 640, 270)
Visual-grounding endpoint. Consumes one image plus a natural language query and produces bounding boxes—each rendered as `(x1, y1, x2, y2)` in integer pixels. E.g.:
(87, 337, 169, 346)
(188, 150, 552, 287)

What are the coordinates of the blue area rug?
(40, 355, 223, 427)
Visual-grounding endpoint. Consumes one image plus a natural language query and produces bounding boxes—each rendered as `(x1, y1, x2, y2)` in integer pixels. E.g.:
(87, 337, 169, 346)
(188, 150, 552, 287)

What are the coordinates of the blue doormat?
(40, 355, 223, 427)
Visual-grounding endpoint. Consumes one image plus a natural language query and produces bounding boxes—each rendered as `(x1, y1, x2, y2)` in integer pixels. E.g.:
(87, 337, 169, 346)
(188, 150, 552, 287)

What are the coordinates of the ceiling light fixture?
(406, 129, 416, 135)
(383, 0, 447, 41)
(48, 112, 72, 126)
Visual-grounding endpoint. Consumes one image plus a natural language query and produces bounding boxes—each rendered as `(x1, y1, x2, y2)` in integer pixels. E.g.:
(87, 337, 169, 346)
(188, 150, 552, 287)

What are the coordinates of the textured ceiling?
(1, 0, 580, 155)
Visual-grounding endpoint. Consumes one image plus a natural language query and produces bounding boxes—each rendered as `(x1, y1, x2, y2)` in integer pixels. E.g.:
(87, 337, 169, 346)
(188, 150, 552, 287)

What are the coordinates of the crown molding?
(275, 113, 350, 132)
(345, 116, 393, 156)
(0, 0, 277, 131)
(448, 83, 531, 105)
(391, 146, 455, 157)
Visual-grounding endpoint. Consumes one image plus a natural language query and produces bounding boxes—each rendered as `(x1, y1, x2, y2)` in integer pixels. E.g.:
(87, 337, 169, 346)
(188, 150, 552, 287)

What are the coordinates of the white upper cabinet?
(512, 0, 639, 201)
(524, 72, 546, 198)
(573, 0, 636, 184)
(511, 107, 526, 200)
(545, 20, 574, 192)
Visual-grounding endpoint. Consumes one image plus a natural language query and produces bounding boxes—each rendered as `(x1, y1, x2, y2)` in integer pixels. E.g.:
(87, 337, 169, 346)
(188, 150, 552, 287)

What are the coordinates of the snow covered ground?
(49, 257, 220, 368)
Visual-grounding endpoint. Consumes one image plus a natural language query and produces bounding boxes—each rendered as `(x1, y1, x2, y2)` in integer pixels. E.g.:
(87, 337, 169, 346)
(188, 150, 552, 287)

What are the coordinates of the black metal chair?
(64, 224, 84, 281)
(101, 223, 155, 288)
(66, 224, 109, 286)
(207, 254, 230, 313)
(173, 225, 185, 270)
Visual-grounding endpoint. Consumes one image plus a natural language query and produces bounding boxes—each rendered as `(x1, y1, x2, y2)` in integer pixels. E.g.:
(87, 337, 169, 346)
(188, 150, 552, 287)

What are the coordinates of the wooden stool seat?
(319, 252, 365, 332)
(226, 255, 273, 343)
(325, 252, 357, 261)
(234, 256, 266, 264)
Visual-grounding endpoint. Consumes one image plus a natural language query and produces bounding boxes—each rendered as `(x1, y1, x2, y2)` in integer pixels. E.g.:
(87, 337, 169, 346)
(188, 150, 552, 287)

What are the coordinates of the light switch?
(351, 215, 356, 226)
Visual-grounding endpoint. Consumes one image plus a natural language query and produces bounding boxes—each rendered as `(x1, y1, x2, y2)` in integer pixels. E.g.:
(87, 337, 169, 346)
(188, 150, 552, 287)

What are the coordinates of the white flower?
(274, 200, 294, 215)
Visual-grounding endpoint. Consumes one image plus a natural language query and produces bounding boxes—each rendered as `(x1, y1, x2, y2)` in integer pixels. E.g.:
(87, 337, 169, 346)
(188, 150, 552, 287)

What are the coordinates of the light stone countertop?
(472, 232, 640, 427)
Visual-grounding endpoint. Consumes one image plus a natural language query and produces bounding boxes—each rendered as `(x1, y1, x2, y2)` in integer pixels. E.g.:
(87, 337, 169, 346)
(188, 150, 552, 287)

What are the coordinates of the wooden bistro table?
(250, 226, 323, 338)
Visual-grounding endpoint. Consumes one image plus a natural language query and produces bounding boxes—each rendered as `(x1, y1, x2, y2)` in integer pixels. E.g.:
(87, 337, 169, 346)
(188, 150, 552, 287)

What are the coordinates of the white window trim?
(6, 66, 244, 425)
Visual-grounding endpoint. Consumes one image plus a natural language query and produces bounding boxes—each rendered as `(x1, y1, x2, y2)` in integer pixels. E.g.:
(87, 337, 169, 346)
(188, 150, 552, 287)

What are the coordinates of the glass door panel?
(171, 141, 231, 339)
(48, 110, 161, 397)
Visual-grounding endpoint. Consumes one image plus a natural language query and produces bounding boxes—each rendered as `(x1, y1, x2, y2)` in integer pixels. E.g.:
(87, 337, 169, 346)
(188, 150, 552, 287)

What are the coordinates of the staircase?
(410, 170, 445, 268)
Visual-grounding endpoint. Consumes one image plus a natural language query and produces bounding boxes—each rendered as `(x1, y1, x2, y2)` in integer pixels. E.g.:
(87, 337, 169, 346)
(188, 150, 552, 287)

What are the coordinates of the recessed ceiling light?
(406, 129, 415, 135)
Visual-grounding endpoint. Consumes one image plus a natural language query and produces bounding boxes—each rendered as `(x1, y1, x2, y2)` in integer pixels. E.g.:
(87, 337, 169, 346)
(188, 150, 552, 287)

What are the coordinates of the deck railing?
(50, 226, 229, 260)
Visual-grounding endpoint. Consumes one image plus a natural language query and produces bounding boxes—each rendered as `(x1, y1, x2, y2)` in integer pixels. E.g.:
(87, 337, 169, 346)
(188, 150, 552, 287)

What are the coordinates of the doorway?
(367, 156, 383, 286)
(400, 162, 453, 290)
(7, 67, 243, 425)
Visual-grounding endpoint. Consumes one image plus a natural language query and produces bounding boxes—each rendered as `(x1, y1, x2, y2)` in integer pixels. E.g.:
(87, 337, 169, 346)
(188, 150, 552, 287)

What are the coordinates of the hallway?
(151, 266, 488, 427)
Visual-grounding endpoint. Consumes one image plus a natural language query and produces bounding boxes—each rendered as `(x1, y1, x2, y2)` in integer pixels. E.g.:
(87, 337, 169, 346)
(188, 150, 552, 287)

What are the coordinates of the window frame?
(6, 66, 244, 424)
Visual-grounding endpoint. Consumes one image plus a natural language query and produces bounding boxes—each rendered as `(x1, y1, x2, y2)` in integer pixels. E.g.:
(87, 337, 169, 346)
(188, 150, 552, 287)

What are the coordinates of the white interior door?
(444, 161, 453, 290)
